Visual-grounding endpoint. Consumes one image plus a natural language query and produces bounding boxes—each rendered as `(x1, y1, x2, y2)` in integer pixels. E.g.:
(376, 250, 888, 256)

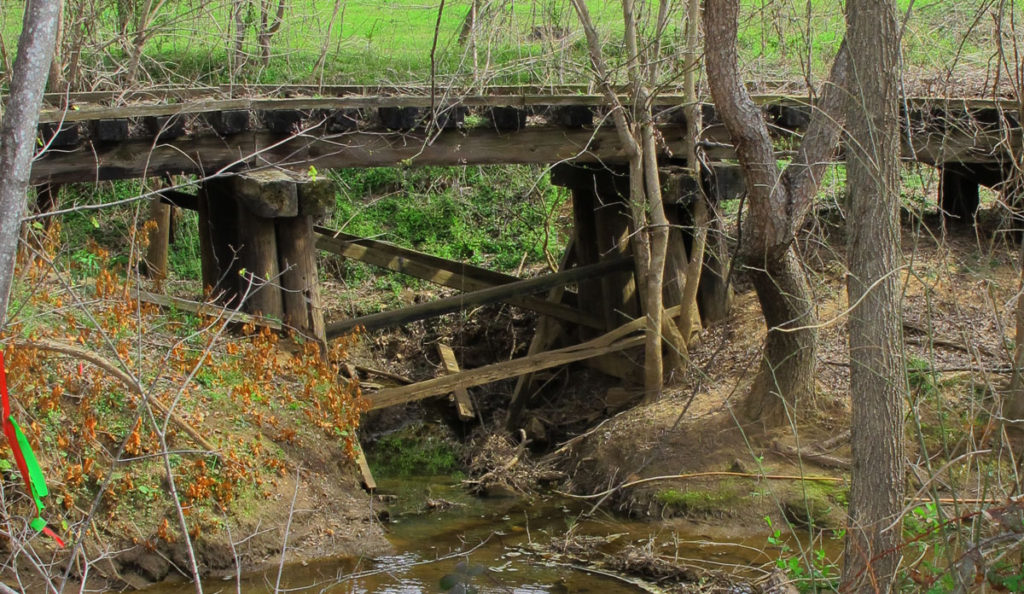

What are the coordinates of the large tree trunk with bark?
(744, 248, 818, 425)
(841, 0, 906, 590)
(704, 0, 848, 425)
(0, 0, 62, 330)
(1006, 233, 1024, 427)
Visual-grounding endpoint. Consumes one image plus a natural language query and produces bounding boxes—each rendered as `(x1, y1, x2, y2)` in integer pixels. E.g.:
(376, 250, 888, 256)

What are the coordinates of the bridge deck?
(26, 85, 1023, 184)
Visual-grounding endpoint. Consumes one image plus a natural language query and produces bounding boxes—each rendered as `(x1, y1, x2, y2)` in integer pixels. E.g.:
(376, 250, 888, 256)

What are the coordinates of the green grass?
(366, 422, 462, 478)
(3, 0, 1012, 88)
(326, 165, 569, 272)
(655, 483, 742, 515)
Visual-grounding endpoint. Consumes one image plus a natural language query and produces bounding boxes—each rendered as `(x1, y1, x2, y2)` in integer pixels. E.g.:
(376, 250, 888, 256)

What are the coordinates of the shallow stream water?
(141, 476, 778, 593)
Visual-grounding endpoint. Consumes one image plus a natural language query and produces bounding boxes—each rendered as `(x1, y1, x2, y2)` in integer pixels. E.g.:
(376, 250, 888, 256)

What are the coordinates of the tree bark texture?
(841, 0, 906, 590)
(1006, 179, 1024, 426)
(0, 0, 62, 330)
(704, 0, 848, 424)
(744, 248, 818, 425)
(1005, 234, 1024, 427)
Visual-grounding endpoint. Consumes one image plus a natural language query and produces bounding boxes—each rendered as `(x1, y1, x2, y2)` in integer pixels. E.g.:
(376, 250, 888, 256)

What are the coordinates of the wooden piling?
(569, 184, 605, 332)
(198, 178, 240, 301)
(277, 215, 325, 342)
(145, 198, 171, 281)
(236, 204, 283, 319)
(940, 164, 980, 225)
(594, 197, 639, 328)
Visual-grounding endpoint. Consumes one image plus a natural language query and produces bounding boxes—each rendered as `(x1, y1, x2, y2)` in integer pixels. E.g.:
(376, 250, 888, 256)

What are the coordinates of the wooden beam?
(436, 343, 475, 421)
(29, 124, 699, 184)
(314, 228, 602, 329)
(370, 303, 683, 411)
(159, 189, 199, 211)
(354, 445, 376, 491)
(369, 334, 645, 410)
(325, 257, 632, 338)
(33, 89, 1024, 124)
(133, 289, 283, 330)
(506, 242, 576, 430)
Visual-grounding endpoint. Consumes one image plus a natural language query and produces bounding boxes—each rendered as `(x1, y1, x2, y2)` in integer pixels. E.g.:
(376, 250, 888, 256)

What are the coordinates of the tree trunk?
(1006, 177, 1024, 427)
(704, 0, 848, 424)
(1005, 235, 1024, 428)
(841, 0, 906, 590)
(458, 0, 479, 45)
(47, 0, 64, 91)
(744, 247, 818, 425)
(0, 0, 62, 330)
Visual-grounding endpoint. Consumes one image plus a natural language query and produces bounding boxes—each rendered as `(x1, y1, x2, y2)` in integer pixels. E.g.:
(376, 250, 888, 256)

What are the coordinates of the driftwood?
(354, 364, 412, 385)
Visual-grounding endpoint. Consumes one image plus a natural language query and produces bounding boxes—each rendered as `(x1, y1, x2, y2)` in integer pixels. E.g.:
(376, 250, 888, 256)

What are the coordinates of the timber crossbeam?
(325, 256, 632, 338)
(365, 304, 683, 410)
(314, 227, 601, 329)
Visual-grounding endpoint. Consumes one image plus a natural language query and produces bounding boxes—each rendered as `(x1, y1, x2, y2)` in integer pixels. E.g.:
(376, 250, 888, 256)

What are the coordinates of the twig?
(274, 466, 302, 593)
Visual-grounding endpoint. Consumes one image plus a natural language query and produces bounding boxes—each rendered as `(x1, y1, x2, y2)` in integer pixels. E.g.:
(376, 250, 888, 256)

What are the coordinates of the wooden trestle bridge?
(25, 84, 1024, 439)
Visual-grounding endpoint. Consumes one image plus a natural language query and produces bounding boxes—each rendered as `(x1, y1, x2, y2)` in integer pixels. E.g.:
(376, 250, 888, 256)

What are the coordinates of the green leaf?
(90, 216, 100, 229)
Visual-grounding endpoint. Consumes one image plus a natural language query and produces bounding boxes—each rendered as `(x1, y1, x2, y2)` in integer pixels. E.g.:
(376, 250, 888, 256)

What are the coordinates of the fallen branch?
(12, 339, 217, 452)
(353, 364, 412, 385)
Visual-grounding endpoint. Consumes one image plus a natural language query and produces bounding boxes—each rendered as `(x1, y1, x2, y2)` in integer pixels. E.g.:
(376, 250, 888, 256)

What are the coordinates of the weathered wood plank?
(34, 91, 1024, 125)
(370, 334, 645, 410)
(354, 446, 376, 491)
(325, 256, 632, 338)
(133, 289, 283, 330)
(436, 343, 475, 421)
(367, 306, 671, 410)
(314, 228, 601, 329)
(29, 124, 700, 184)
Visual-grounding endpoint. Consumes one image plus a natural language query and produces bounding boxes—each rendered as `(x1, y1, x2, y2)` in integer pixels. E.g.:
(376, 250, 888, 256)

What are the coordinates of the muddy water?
(143, 476, 778, 593)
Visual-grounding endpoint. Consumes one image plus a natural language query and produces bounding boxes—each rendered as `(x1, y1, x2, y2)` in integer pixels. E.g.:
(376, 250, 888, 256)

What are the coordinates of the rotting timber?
(23, 85, 1024, 440)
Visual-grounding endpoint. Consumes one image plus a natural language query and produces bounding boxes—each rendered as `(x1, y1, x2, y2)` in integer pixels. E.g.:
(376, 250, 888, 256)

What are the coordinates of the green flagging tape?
(29, 517, 46, 532)
(9, 417, 49, 506)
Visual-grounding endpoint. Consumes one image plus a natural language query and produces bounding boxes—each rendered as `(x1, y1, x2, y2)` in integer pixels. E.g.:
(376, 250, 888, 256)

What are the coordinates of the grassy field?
(0, 0, 1011, 90)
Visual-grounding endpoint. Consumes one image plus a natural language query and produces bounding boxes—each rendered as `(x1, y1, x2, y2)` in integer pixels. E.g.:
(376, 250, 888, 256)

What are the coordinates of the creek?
(142, 475, 783, 593)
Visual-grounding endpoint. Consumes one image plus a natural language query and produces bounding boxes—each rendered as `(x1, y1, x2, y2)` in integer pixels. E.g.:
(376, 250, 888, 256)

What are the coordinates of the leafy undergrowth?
(0, 221, 384, 586)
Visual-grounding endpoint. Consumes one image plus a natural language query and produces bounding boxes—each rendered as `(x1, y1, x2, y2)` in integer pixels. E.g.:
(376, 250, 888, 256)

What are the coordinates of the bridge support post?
(198, 178, 240, 301)
(940, 164, 980, 225)
(196, 172, 334, 339)
(277, 177, 334, 343)
(144, 197, 171, 281)
(235, 205, 284, 320)
(553, 165, 639, 336)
